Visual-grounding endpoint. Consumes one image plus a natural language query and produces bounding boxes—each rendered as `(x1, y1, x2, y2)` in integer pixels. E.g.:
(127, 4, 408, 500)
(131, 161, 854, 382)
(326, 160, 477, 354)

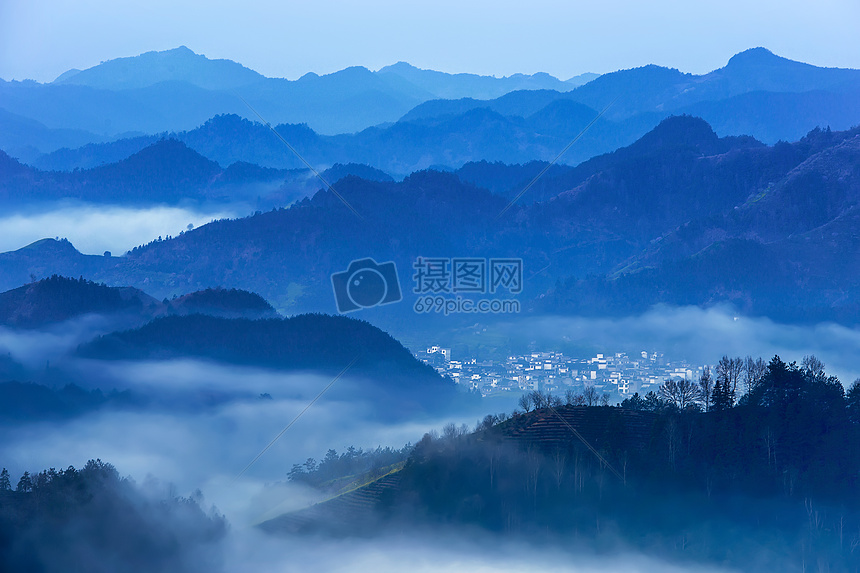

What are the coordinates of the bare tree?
(518, 393, 532, 413)
(659, 379, 700, 409)
(743, 356, 766, 395)
(475, 414, 497, 432)
(583, 385, 599, 406)
(529, 390, 546, 409)
(716, 356, 743, 405)
(802, 355, 825, 381)
(698, 366, 713, 411)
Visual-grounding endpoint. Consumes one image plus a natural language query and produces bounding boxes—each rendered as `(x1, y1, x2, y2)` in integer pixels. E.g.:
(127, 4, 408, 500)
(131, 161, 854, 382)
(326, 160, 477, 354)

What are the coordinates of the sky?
(2, 0, 859, 82)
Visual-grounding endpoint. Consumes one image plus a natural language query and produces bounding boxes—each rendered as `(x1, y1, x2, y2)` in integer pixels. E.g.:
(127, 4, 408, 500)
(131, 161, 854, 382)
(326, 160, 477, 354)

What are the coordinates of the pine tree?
(712, 379, 733, 411)
(847, 379, 860, 424)
(0, 468, 11, 491)
(16, 471, 32, 493)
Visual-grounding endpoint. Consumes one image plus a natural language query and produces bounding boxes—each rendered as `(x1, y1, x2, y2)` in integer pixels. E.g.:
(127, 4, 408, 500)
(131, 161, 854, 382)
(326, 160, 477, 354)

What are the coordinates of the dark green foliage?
(847, 379, 860, 424)
(4, 121, 860, 328)
(544, 125, 860, 324)
(15, 471, 32, 493)
(454, 159, 567, 197)
(620, 391, 670, 412)
(170, 287, 276, 318)
(620, 392, 647, 410)
(0, 277, 280, 328)
(0, 140, 223, 206)
(76, 313, 460, 416)
(285, 355, 860, 570)
(0, 275, 147, 328)
(711, 379, 733, 411)
(78, 313, 436, 378)
(0, 460, 226, 573)
(320, 163, 394, 184)
(288, 445, 412, 489)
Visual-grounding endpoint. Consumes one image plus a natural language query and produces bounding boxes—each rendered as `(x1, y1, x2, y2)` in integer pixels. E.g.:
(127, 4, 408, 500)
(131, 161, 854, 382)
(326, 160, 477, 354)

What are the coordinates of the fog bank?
(498, 306, 860, 383)
(0, 204, 239, 255)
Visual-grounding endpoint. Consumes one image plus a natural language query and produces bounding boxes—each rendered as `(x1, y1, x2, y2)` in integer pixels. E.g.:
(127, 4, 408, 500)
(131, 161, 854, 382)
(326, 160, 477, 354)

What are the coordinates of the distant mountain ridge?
(376, 61, 596, 100)
(0, 47, 597, 138)
(13, 47, 860, 178)
(3, 46, 859, 160)
(56, 51, 591, 97)
(21, 108, 637, 177)
(1, 117, 859, 326)
(0, 138, 397, 208)
(53, 46, 266, 90)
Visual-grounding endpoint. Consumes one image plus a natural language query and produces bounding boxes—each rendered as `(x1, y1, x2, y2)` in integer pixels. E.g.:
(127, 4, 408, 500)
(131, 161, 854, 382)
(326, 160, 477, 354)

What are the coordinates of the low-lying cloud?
(0, 306, 853, 572)
(0, 204, 239, 255)
(222, 529, 736, 573)
(0, 315, 125, 368)
(0, 352, 477, 516)
(497, 305, 860, 384)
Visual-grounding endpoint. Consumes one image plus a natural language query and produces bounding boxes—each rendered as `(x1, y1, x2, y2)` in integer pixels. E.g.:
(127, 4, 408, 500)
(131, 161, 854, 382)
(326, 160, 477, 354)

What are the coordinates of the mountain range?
(0, 45, 595, 151)
(21, 106, 649, 176)
(0, 138, 392, 208)
(0, 276, 460, 417)
(1, 116, 858, 327)
(4, 47, 860, 176)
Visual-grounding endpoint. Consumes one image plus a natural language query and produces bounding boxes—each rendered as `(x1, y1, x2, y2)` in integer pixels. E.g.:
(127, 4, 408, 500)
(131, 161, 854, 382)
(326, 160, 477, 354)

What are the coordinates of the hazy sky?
(2, 0, 859, 82)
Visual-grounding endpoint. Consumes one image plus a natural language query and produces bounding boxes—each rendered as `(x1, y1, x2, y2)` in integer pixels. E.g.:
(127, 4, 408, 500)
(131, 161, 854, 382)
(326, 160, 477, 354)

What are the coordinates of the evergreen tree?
(846, 379, 860, 424)
(16, 471, 32, 493)
(620, 392, 646, 410)
(643, 391, 666, 412)
(712, 379, 733, 411)
(0, 468, 10, 491)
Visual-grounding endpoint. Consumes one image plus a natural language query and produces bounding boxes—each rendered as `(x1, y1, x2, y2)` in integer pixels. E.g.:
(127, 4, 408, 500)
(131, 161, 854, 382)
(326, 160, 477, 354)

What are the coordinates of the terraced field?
(260, 466, 403, 534)
(499, 405, 656, 453)
(260, 406, 658, 533)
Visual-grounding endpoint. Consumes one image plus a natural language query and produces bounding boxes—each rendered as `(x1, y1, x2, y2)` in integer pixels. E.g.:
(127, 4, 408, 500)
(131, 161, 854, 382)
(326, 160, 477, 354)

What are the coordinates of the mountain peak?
(632, 115, 721, 154)
(725, 47, 785, 68)
(0, 275, 155, 328)
(54, 46, 264, 90)
(378, 61, 419, 73)
(168, 45, 195, 55)
(122, 137, 221, 169)
(17, 238, 82, 256)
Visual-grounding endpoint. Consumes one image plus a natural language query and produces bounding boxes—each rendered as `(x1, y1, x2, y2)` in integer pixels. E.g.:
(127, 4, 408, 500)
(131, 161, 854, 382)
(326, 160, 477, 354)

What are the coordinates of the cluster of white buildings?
(417, 346, 704, 400)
